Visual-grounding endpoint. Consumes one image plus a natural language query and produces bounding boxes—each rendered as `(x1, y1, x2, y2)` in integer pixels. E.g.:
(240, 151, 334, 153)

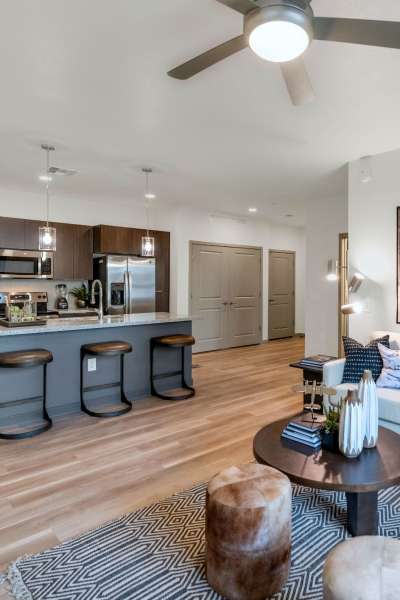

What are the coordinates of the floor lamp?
(338, 233, 349, 357)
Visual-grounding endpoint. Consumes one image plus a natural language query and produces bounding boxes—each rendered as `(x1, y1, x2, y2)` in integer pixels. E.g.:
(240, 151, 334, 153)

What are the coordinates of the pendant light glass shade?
(141, 168, 155, 257)
(38, 144, 57, 252)
(141, 235, 155, 257)
(39, 225, 57, 251)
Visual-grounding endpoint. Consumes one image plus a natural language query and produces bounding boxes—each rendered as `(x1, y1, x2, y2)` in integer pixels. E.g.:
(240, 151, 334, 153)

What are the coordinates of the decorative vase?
(321, 430, 339, 453)
(76, 299, 86, 309)
(359, 369, 379, 449)
(339, 390, 364, 459)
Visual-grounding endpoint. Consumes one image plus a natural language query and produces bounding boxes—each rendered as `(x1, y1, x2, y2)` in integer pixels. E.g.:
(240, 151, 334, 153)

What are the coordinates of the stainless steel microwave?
(0, 249, 53, 279)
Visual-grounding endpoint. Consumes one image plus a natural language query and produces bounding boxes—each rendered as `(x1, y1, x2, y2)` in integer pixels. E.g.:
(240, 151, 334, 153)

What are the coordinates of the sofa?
(323, 331, 400, 434)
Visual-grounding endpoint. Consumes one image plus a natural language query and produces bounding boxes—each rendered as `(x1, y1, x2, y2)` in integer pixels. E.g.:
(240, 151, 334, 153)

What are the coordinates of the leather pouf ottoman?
(323, 536, 400, 600)
(205, 463, 292, 600)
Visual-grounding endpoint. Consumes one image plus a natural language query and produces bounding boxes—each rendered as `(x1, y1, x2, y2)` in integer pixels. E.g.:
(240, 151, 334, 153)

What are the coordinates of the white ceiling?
(0, 0, 400, 226)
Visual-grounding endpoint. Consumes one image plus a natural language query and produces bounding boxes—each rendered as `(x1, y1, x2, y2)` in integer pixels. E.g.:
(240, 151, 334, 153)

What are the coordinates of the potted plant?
(70, 284, 89, 309)
(321, 404, 341, 453)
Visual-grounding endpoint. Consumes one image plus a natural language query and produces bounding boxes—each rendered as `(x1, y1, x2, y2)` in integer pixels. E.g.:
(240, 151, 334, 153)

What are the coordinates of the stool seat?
(0, 349, 53, 369)
(80, 341, 133, 418)
(0, 348, 53, 440)
(82, 341, 132, 356)
(206, 464, 292, 600)
(152, 334, 195, 348)
(323, 536, 400, 600)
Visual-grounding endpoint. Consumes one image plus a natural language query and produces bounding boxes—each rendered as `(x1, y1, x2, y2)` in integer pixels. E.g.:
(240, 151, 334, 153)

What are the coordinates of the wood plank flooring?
(0, 337, 304, 585)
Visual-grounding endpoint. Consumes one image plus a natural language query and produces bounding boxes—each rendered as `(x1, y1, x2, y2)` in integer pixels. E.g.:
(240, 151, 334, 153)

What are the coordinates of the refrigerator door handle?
(124, 271, 129, 314)
(128, 271, 134, 314)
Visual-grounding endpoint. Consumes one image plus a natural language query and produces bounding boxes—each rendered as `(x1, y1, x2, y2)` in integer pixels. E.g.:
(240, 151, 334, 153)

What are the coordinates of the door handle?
(124, 272, 129, 314)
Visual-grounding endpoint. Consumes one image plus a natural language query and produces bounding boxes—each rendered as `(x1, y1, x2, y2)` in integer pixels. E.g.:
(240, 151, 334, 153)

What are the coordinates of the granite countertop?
(0, 313, 192, 336)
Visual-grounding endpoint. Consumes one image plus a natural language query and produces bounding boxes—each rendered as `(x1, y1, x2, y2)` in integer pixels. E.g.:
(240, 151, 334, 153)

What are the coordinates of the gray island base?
(0, 313, 193, 427)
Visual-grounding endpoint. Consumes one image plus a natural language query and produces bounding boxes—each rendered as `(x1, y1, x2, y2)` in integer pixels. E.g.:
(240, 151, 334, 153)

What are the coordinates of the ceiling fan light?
(245, 3, 314, 64)
(249, 20, 310, 62)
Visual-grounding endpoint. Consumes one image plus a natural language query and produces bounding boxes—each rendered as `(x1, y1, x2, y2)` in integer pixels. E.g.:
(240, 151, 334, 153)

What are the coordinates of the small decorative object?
(359, 369, 379, 449)
(339, 390, 364, 459)
(321, 404, 341, 453)
(70, 284, 88, 308)
(293, 380, 337, 424)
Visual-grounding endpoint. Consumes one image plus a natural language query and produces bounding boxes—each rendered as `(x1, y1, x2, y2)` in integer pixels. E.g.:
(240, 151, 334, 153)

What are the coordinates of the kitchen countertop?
(0, 313, 192, 336)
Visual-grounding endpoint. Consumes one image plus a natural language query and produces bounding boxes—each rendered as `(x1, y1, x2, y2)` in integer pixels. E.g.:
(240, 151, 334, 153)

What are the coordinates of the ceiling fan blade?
(280, 57, 315, 106)
(168, 35, 248, 79)
(314, 17, 400, 50)
(215, 0, 257, 15)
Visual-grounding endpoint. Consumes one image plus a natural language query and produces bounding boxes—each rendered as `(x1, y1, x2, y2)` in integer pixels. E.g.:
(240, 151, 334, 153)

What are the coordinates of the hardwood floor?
(0, 337, 304, 583)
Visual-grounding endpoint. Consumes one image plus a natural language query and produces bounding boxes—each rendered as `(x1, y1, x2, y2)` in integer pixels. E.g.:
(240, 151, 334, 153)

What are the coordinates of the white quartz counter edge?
(0, 313, 192, 336)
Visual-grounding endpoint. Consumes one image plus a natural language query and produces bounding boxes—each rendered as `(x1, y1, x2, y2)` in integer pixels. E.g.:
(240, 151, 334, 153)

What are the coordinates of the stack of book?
(298, 354, 335, 370)
(281, 416, 322, 449)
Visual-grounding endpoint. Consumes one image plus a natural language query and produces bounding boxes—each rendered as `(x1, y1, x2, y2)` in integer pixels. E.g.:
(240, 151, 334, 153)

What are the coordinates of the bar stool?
(80, 341, 133, 418)
(150, 334, 195, 400)
(0, 349, 53, 440)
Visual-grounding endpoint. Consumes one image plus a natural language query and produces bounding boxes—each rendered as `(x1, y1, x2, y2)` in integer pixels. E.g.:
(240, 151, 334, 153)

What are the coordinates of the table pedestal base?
(346, 491, 378, 536)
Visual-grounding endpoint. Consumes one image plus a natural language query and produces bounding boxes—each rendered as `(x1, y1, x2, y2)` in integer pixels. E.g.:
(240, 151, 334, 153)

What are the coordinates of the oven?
(0, 249, 53, 279)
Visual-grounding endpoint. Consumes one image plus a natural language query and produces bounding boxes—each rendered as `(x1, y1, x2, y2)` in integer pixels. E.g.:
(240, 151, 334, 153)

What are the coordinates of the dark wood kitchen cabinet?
(54, 224, 93, 281)
(0, 217, 26, 249)
(53, 223, 75, 280)
(74, 225, 93, 280)
(93, 224, 170, 311)
(93, 225, 136, 255)
(151, 229, 170, 312)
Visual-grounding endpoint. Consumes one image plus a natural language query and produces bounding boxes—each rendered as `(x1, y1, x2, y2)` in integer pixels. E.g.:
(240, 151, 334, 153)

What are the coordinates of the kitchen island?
(0, 313, 193, 426)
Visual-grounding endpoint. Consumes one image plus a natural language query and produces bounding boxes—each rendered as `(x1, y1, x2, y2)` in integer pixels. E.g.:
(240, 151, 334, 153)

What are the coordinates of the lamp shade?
(141, 236, 155, 257)
(38, 226, 56, 252)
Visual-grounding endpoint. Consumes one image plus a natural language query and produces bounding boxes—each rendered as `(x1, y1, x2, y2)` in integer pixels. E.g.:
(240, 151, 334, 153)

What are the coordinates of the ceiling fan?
(168, 0, 400, 106)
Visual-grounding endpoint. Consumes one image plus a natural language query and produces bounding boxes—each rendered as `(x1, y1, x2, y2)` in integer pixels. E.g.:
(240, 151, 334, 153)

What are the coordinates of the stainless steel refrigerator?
(93, 256, 156, 315)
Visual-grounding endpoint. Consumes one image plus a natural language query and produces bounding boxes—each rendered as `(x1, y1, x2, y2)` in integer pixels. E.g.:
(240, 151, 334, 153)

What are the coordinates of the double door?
(190, 243, 262, 353)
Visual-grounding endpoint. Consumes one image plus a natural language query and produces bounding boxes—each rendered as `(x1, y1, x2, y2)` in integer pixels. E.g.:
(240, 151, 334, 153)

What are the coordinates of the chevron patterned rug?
(3, 482, 400, 600)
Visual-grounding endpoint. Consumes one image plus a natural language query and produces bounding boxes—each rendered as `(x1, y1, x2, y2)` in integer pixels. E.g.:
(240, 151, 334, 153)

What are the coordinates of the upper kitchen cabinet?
(152, 230, 170, 312)
(93, 225, 136, 255)
(54, 224, 93, 281)
(24, 219, 42, 250)
(74, 225, 93, 280)
(0, 217, 26, 249)
(53, 223, 75, 280)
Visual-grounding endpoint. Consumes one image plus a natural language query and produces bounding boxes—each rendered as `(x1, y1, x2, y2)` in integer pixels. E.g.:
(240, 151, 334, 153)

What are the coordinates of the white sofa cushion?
(376, 387, 400, 424)
(323, 352, 400, 425)
(373, 331, 400, 350)
(377, 343, 400, 388)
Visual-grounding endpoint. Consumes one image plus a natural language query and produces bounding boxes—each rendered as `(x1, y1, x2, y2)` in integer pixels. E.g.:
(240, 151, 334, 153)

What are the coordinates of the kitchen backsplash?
(0, 280, 89, 310)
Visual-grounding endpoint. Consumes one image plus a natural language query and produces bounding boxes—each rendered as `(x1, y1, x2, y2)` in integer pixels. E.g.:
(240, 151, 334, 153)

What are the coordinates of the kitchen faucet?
(91, 280, 103, 320)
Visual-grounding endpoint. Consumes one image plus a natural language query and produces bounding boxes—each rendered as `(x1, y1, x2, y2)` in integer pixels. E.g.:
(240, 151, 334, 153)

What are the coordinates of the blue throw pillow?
(342, 335, 390, 383)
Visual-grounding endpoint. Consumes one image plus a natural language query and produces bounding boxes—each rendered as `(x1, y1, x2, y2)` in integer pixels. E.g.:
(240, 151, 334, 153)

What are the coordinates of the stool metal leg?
(80, 351, 133, 418)
(0, 363, 53, 441)
(151, 344, 195, 401)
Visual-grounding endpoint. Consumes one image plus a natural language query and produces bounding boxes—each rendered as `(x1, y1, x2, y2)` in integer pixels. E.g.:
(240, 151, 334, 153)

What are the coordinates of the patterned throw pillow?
(341, 335, 390, 383)
(376, 343, 400, 388)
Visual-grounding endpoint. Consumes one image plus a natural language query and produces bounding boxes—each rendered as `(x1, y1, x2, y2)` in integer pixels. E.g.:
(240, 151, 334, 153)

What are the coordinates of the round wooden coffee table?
(253, 417, 400, 536)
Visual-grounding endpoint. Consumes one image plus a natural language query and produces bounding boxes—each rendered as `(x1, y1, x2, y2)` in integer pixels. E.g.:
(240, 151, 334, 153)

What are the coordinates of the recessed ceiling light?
(248, 208, 258, 213)
(39, 174, 53, 182)
(145, 193, 156, 200)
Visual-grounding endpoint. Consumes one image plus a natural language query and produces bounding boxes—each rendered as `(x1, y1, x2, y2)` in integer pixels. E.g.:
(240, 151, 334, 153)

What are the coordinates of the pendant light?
(38, 144, 57, 252)
(141, 168, 155, 258)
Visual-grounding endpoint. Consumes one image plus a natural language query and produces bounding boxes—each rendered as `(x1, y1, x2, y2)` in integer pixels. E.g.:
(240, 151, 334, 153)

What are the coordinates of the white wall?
(0, 186, 305, 339)
(305, 193, 348, 356)
(348, 149, 400, 343)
